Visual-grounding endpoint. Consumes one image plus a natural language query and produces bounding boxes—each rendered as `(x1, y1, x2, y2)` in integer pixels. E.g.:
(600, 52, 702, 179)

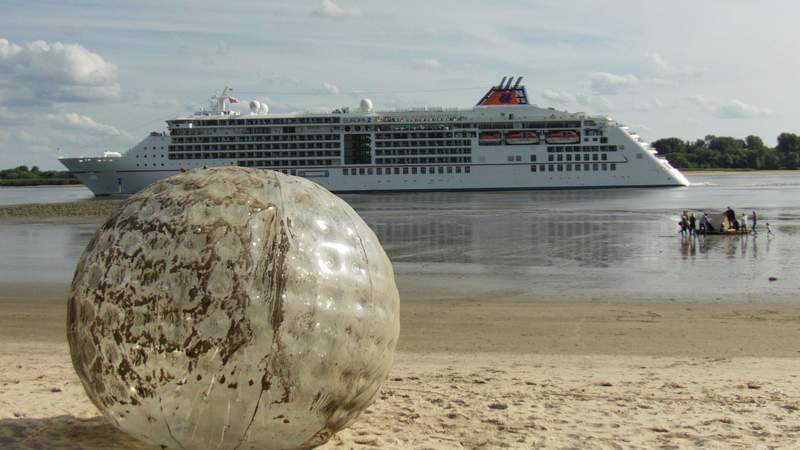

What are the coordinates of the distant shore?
(683, 169, 798, 175)
(0, 179, 80, 187)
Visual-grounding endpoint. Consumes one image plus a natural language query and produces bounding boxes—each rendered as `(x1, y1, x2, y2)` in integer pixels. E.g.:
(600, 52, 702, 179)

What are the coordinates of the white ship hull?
(60, 131, 688, 195)
(59, 80, 690, 196)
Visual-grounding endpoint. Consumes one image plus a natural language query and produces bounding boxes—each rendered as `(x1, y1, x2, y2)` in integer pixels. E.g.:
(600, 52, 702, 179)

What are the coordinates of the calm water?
(0, 185, 93, 205)
(1, 173, 799, 302)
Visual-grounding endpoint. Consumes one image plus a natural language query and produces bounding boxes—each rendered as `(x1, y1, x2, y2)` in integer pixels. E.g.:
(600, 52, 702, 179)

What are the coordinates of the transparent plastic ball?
(67, 167, 400, 449)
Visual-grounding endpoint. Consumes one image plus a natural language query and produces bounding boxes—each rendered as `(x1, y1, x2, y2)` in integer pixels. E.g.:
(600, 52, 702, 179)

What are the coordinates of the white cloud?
(716, 100, 773, 119)
(576, 94, 612, 112)
(632, 97, 665, 112)
(687, 95, 772, 119)
(11, 128, 52, 145)
(47, 112, 126, 136)
(128, 92, 182, 110)
(687, 95, 711, 109)
(539, 89, 611, 112)
(541, 89, 576, 104)
(645, 52, 671, 74)
(215, 40, 230, 55)
(644, 52, 702, 78)
(650, 78, 677, 87)
(322, 81, 340, 95)
(0, 38, 120, 104)
(312, 0, 361, 18)
(589, 72, 638, 95)
(412, 58, 442, 71)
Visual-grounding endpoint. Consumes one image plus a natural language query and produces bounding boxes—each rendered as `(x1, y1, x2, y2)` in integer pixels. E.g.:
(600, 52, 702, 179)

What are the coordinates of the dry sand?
(2, 282, 800, 449)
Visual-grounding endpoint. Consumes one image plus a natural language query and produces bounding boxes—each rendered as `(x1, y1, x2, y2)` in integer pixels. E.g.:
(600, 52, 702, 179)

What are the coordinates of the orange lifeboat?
(545, 130, 580, 144)
(505, 131, 540, 145)
(478, 131, 503, 145)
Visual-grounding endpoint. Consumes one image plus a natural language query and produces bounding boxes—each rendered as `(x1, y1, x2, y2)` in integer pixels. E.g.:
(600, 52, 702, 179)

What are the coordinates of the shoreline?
(3, 281, 800, 358)
(683, 169, 797, 176)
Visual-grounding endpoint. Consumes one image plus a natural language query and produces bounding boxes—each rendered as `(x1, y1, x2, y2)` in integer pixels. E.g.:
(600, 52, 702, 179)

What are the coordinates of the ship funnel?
(498, 76, 507, 89)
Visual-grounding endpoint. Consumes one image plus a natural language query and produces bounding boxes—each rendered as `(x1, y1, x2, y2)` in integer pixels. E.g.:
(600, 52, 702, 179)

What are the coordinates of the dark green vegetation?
(0, 165, 79, 186)
(653, 133, 800, 170)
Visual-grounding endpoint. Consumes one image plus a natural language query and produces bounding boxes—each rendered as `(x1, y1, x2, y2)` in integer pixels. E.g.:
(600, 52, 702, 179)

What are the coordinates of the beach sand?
(2, 282, 800, 449)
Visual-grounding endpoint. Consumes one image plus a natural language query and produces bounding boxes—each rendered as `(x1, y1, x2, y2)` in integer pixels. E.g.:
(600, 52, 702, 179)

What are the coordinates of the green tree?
(776, 133, 800, 154)
(745, 135, 766, 151)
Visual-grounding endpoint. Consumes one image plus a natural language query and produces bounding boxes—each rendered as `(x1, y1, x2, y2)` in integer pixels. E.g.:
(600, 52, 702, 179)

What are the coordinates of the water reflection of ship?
(364, 209, 637, 268)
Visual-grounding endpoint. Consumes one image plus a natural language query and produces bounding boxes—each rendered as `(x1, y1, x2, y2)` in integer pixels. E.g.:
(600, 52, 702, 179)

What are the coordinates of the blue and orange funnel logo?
(477, 76, 529, 106)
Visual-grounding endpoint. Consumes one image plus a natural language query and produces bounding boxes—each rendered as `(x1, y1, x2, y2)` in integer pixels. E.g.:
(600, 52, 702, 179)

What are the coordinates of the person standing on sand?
(751, 211, 758, 234)
(689, 213, 697, 236)
(679, 211, 689, 235)
(699, 212, 710, 234)
(741, 213, 748, 233)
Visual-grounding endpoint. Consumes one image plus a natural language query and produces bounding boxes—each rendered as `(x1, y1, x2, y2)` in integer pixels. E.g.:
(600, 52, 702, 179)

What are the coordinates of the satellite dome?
(360, 98, 373, 112)
(259, 102, 269, 114)
(249, 100, 261, 114)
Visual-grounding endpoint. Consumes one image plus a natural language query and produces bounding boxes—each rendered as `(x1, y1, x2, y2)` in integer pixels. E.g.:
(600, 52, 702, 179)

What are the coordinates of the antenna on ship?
(513, 76, 523, 88)
(505, 76, 514, 89)
(209, 86, 240, 115)
(497, 76, 507, 89)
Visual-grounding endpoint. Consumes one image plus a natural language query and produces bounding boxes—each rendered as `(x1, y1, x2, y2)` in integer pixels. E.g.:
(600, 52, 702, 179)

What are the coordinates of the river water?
(1, 173, 799, 302)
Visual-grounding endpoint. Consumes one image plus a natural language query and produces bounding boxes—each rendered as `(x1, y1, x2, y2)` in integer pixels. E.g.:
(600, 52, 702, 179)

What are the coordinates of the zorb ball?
(67, 167, 400, 449)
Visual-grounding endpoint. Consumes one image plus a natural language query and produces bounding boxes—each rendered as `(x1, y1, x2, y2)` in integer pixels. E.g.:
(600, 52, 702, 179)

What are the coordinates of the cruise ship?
(59, 77, 689, 195)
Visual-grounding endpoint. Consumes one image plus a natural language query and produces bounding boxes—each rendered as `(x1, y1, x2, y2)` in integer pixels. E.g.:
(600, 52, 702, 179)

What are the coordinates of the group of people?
(679, 208, 770, 235)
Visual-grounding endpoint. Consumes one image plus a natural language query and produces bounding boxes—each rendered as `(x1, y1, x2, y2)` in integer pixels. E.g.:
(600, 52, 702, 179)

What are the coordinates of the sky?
(1, 0, 798, 169)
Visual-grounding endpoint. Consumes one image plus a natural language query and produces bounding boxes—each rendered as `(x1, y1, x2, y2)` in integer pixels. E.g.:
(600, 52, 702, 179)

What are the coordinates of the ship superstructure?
(59, 78, 689, 195)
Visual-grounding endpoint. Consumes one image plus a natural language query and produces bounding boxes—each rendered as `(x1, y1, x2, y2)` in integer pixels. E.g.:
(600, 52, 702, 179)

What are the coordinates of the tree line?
(0, 165, 79, 186)
(652, 133, 800, 170)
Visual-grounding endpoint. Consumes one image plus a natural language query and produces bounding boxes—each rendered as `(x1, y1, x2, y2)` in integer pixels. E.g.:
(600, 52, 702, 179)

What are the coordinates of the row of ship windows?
(169, 142, 340, 151)
(477, 121, 583, 129)
(174, 122, 586, 135)
(547, 153, 609, 162)
(238, 160, 335, 167)
(168, 151, 339, 160)
(168, 123, 474, 137)
(532, 163, 616, 172)
(172, 134, 340, 143)
(375, 132, 475, 140)
(376, 157, 472, 164)
(172, 120, 592, 134)
(375, 148, 471, 156)
(375, 140, 471, 148)
(343, 166, 471, 176)
(172, 117, 341, 127)
(547, 145, 618, 152)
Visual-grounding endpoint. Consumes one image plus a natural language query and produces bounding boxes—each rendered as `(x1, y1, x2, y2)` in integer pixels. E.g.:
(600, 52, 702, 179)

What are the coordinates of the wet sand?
(0, 199, 123, 222)
(2, 282, 800, 448)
